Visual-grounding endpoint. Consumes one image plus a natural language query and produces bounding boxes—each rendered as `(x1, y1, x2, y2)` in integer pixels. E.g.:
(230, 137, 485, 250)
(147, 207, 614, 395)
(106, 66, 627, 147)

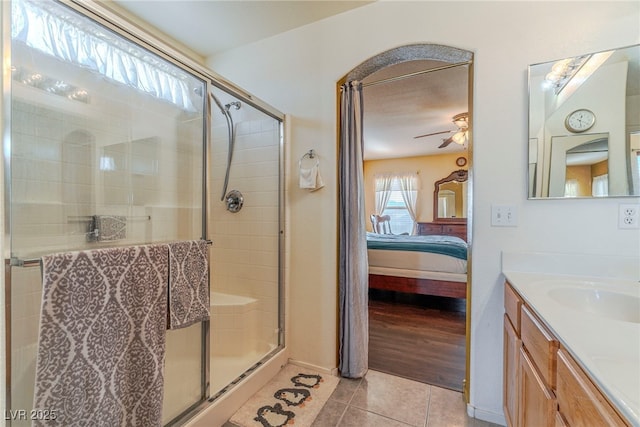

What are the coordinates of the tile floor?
(224, 369, 502, 427)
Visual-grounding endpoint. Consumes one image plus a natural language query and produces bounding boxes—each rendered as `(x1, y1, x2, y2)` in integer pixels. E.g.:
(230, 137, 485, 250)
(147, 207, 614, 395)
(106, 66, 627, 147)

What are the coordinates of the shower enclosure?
(2, 0, 284, 425)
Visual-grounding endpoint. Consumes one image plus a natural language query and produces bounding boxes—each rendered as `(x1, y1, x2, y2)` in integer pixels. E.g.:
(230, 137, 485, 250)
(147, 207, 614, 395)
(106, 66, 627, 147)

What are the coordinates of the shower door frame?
(1, 0, 287, 425)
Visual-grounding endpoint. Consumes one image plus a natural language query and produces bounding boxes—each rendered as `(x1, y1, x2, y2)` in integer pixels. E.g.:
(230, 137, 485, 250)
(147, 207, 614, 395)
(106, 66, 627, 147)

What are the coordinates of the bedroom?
(361, 59, 470, 391)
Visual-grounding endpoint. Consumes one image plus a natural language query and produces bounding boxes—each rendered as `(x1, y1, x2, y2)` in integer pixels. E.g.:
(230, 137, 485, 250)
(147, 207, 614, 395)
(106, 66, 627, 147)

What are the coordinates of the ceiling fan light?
(454, 119, 467, 128)
(452, 131, 466, 145)
(452, 113, 468, 129)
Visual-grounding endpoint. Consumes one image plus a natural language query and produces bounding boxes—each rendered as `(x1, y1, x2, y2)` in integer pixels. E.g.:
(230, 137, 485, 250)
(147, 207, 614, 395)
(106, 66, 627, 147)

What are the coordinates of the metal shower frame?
(1, 0, 287, 425)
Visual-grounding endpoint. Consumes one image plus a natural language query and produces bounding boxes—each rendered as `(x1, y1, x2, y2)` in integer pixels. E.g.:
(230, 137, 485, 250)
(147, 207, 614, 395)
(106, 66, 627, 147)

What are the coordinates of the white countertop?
(503, 270, 640, 426)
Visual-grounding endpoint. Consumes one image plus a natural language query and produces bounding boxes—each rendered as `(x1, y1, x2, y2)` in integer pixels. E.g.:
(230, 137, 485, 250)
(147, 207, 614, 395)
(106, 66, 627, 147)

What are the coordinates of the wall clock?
(565, 109, 596, 133)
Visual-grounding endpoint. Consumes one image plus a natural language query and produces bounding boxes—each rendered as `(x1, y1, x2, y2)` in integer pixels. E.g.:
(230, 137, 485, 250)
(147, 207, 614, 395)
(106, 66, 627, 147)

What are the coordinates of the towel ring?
(299, 149, 319, 168)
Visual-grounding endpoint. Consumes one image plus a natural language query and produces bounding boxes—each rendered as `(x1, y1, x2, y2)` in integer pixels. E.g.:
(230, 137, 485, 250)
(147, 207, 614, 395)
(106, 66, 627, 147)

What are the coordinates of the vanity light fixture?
(544, 54, 591, 94)
(11, 66, 90, 103)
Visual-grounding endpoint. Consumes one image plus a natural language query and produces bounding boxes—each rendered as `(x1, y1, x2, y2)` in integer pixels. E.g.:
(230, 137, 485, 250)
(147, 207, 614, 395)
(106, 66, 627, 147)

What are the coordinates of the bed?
(366, 232, 468, 299)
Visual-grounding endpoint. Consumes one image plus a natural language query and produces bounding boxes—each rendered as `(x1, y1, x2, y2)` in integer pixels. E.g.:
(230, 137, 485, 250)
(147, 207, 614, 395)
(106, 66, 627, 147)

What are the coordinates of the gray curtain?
(338, 80, 369, 378)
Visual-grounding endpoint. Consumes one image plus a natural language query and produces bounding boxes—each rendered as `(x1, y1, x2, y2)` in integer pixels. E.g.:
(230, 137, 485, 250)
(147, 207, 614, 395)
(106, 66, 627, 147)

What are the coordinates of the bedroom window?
(375, 173, 419, 235)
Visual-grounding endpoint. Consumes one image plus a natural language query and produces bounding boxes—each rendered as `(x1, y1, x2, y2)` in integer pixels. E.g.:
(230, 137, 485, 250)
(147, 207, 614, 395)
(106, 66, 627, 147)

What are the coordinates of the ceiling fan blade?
(438, 137, 454, 148)
(413, 129, 453, 139)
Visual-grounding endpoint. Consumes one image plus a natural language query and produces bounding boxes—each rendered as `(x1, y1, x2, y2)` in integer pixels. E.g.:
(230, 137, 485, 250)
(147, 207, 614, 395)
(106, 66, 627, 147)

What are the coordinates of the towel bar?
(7, 238, 212, 268)
(68, 215, 151, 223)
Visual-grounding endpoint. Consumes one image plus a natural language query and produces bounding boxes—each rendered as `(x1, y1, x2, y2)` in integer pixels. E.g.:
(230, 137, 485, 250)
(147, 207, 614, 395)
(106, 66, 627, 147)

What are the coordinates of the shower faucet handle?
(225, 190, 244, 213)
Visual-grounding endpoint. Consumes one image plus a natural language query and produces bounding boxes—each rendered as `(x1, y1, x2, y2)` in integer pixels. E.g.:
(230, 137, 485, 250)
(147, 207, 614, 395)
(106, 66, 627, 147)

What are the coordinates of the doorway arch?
(337, 43, 474, 400)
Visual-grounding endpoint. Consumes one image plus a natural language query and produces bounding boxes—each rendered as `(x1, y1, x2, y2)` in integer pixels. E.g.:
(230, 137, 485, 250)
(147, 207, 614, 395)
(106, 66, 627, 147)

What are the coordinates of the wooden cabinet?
(556, 349, 627, 427)
(503, 281, 630, 427)
(417, 221, 467, 241)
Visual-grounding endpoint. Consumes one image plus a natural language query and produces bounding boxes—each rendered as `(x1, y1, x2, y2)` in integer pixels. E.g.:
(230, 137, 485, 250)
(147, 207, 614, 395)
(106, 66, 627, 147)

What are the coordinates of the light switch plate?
(491, 205, 517, 227)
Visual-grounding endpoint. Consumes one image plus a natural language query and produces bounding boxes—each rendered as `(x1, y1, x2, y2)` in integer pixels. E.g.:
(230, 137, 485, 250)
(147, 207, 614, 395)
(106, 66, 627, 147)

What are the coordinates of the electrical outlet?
(619, 204, 640, 229)
(491, 205, 518, 227)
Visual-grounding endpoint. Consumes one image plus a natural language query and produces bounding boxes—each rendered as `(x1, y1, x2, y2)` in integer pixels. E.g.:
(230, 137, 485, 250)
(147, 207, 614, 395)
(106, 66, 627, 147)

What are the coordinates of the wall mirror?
(528, 44, 640, 198)
(434, 169, 468, 221)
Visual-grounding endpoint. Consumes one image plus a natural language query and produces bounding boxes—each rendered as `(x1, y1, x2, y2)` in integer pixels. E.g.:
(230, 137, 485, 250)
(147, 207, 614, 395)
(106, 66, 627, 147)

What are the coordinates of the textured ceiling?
(362, 60, 470, 160)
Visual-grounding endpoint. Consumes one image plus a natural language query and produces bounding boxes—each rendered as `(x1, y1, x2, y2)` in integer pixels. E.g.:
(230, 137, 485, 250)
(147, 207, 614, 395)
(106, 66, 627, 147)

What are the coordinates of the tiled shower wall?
(210, 115, 281, 354)
(11, 98, 202, 259)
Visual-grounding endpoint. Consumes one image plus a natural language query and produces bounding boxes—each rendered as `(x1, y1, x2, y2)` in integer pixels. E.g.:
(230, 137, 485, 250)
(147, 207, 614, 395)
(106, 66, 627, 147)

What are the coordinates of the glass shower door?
(209, 86, 283, 396)
(6, 0, 208, 424)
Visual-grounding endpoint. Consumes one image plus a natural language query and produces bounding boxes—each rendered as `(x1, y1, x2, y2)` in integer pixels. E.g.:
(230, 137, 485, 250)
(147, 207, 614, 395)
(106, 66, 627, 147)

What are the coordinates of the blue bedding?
(366, 232, 467, 260)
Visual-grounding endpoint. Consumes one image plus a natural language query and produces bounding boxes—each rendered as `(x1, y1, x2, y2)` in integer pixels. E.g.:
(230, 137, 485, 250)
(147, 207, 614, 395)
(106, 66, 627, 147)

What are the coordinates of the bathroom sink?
(548, 287, 640, 323)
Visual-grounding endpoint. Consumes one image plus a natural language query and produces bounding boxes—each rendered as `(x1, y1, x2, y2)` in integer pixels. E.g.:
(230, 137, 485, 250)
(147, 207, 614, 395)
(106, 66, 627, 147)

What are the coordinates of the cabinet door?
(518, 348, 556, 427)
(555, 412, 568, 427)
(556, 349, 627, 427)
(504, 315, 521, 427)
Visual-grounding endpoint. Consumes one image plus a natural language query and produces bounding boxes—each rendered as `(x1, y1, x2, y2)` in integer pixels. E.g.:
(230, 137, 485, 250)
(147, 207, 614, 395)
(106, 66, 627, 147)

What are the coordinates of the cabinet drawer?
(556, 349, 628, 427)
(417, 223, 441, 235)
(521, 305, 558, 389)
(504, 282, 522, 333)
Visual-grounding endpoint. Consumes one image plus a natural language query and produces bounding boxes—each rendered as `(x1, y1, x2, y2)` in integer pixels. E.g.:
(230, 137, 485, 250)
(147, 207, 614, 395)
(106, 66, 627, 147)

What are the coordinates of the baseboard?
(287, 358, 339, 377)
(466, 403, 507, 426)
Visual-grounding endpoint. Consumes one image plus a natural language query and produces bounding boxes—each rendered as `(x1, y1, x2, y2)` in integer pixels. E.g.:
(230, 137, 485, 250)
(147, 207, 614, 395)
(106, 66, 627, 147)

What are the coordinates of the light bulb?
(452, 131, 466, 145)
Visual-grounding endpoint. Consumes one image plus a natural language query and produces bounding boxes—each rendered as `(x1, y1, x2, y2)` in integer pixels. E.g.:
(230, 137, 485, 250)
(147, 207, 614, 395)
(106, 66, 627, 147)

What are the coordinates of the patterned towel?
(167, 240, 210, 330)
(93, 215, 127, 241)
(34, 245, 169, 427)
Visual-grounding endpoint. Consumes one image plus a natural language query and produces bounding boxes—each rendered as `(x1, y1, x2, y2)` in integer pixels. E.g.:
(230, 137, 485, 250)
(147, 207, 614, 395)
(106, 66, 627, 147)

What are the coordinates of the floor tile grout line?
(424, 384, 432, 427)
(333, 376, 362, 426)
(344, 372, 435, 427)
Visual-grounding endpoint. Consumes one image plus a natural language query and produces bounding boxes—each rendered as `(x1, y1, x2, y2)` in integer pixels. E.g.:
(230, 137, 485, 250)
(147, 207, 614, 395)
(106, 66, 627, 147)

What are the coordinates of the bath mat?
(229, 364, 339, 427)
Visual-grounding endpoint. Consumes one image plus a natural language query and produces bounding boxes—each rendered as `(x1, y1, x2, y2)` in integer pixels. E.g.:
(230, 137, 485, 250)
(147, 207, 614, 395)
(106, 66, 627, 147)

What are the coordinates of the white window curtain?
(592, 174, 608, 197)
(398, 172, 420, 234)
(564, 179, 578, 197)
(374, 173, 394, 214)
(12, 0, 198, 111)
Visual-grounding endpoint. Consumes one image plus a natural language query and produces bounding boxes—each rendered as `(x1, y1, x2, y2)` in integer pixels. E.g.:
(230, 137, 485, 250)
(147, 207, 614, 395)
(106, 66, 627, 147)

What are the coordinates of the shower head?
(225, 101, 241, 111)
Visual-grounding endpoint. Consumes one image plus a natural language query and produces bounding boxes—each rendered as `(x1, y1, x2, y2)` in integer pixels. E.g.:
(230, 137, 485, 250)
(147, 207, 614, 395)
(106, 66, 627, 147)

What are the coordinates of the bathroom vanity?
(501, 253, 639, 427)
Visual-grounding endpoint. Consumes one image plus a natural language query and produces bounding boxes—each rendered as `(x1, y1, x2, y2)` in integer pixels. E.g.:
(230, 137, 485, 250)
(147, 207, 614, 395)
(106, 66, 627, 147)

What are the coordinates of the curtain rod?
(362, 61, 472, 88)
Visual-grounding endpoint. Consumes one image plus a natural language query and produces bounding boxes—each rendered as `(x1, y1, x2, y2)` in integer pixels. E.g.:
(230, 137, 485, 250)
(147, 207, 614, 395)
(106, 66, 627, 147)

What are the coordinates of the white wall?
(205, 1, 640, 423)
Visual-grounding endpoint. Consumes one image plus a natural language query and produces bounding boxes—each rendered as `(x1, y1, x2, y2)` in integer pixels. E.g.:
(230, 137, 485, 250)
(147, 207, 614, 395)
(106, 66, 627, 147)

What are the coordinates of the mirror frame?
(433, 169, 468, 223)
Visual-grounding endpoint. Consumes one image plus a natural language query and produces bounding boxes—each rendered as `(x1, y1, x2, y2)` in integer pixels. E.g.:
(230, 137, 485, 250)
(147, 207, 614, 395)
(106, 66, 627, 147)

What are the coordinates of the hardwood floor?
(368, 290, 466, 391)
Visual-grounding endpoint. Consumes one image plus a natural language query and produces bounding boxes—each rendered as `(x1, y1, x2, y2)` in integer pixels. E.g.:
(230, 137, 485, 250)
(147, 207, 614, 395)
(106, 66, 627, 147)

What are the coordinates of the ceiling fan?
(414, 112, 469, 148)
